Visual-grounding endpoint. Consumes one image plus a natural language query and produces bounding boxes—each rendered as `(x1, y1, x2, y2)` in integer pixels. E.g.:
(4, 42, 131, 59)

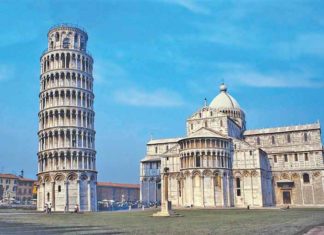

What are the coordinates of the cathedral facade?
(140, 84, 324, 207)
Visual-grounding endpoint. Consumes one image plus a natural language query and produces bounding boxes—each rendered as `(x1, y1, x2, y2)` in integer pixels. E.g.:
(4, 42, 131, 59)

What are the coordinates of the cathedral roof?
(185, 127, 229, 139)
(209, 84, 240, 109)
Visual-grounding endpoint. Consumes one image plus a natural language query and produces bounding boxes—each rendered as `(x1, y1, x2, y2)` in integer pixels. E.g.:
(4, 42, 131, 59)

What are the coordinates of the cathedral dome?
(209, 84, 240, 109)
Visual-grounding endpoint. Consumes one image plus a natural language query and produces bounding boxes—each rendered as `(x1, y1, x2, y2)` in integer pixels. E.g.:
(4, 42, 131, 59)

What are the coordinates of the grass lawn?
(0, 208, 324, 234)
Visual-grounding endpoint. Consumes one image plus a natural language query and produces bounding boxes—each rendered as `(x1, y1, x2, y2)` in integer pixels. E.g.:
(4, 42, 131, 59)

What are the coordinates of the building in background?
(16, 177, 37, 204)
(97, 182, 140, 202)
(0, 174, 18, 203)
(140, 84, 324, 208)
(0, 173, 36, 204)
(37, 24, 97, 212)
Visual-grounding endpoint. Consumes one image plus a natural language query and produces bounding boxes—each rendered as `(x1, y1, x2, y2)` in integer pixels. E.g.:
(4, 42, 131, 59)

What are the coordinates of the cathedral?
(140, 84, 324, 207)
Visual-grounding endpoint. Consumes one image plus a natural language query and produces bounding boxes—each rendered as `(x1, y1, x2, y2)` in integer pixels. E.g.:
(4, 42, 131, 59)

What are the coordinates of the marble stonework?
(140, 84, 324, 208)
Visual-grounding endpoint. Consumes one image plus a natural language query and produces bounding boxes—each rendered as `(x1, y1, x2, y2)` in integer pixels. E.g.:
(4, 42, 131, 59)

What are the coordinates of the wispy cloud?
(0, 65, 15, 81)
(113, 88, 184, 107)
(216, 63, 324, 88)
(276, 33, 324, 58)
(161, 0, 210, 15)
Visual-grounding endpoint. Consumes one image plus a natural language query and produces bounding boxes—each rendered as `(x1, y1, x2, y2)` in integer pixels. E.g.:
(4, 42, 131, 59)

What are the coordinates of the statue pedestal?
(153, 201, 174, 217)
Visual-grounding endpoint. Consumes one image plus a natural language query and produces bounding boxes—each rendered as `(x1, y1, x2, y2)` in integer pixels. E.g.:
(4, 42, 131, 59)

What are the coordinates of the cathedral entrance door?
(283, 191, 291, 204)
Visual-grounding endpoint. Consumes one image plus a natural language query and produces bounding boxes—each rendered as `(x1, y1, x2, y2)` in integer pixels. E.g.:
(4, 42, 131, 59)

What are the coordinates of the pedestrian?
(74, 204, 79, 213)
(44, 203, 48, 213)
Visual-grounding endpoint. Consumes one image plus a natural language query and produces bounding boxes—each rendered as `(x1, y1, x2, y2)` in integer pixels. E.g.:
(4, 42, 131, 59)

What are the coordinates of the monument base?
(153, 201, 180, 217)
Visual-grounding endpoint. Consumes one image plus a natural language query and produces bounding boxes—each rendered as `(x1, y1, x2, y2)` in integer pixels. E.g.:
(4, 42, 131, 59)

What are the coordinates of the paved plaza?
(1, 208, 324, 234)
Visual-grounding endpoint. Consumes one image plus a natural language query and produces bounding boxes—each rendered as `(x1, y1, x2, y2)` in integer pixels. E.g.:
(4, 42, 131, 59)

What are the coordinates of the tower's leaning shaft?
(37, 24, 97, 212)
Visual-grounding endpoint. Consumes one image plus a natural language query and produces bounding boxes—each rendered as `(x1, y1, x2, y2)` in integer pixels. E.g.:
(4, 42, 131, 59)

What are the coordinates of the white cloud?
(161, 0, 210, 15)
(94, 60, 128, 85)
(0, 65, 15, 81)
(113, 88, 184, 107)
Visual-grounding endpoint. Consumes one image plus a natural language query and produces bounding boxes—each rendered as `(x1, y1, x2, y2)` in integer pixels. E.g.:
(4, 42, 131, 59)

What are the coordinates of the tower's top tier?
(47, 24, 88, 51)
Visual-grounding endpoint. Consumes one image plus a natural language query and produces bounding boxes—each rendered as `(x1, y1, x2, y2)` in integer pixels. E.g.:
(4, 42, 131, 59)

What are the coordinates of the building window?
(149, 162, 152, 169)
(249, 150, 253, 156)
(63, 38, 70, 48)
(55, 32, 59, 42)
(220, 120, 223, 127)
(236, 178, 241, 196)
(166, 145, 169, 151)
(287, 134, 291, 143)
(284, 154, 288, 162)
(155, 146, 158, 154)
(199, 113, 202, 118)
(205, 121, 208, 128)
(257, 137, 260, 145)
(273, 155, 277, 163)
(304, 153, 309, 161)
(196, 156, 201, 167)
(272, 136, 275, 145)
(303, 173, 310, 183)
(304, 133, 308, 142)
(47, 192, 50, 202)
(210, 111, 213, 116)
(294, 154, 298, 161)
(191, 123, 193, 130)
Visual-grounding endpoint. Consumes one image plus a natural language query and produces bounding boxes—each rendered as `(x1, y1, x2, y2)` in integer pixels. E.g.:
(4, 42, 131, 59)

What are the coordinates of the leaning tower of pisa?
(37, 24, 97, 212)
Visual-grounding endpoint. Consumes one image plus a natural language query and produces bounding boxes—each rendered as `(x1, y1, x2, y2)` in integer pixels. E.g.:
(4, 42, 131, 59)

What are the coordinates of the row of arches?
(40, 89, 94, 110)
(39, 172, 95, 184)
(38, 151, 96, 173)
(179, 138, 230, 150)
(41, 72, 93, 91)
(48, 30, 86, 51)
(41, 51, 92, 74)
(180, 152, 231, 169)
(274, 171, 321, 183)
(39, 108, 94, 130)
(38, 129, 95, 151)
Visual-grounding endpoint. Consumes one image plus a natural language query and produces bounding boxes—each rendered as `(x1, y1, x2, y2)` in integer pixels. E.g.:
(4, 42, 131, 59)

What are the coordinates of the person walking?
(48, 203, 52, 214)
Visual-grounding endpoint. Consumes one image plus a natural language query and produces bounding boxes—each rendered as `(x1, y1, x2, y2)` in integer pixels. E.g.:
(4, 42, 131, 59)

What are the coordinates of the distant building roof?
(244, 122, 320, 136)
(18, 177, 37, 182)
(0, 174, 18, 179)
(147, 137, 182, 145)
(97, 182, 140, 189)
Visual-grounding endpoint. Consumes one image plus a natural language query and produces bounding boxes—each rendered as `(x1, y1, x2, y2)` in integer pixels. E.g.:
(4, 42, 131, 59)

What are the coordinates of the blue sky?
(0, 0, 323, 183)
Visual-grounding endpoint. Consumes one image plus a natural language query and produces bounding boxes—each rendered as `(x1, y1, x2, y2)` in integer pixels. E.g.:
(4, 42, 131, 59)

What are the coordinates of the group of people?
(44, 203, 79, 213)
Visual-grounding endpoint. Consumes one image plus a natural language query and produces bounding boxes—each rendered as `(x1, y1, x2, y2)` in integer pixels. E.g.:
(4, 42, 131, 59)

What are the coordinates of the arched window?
(257, 137, 260, 145)
(236, 177, 241, 196)
(304, 133, 308, 142)
(191, 123, 193, 130)
(74, 34, 78, 43)
(63, 38, 70, 48)
(50, 41, 54, 49)
(155, 146, 158, 154)
(47, 192, 50, 202)
(287, 134, 291, 143)
(303, 173, 310, 183)
(55, 32, 59, 42)
(196, 156, 200, 167)
(58, 185, 61, 192)
(272, 136, 275, 145)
